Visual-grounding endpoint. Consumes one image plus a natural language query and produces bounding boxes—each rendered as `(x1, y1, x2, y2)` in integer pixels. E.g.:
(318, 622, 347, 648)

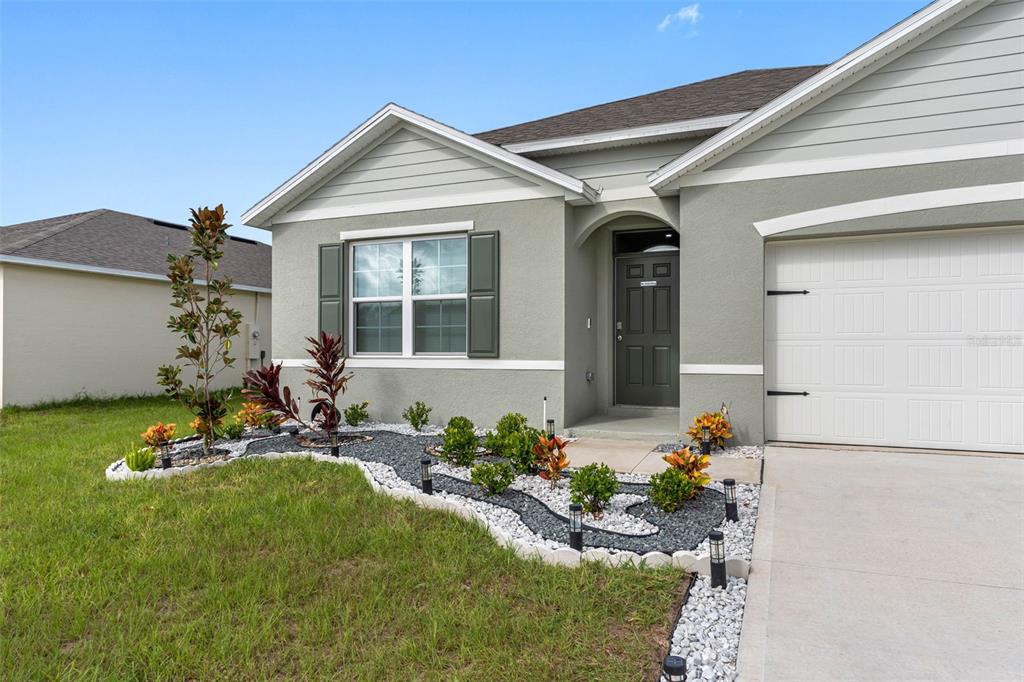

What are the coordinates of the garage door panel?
(766, 227, 1024, 454)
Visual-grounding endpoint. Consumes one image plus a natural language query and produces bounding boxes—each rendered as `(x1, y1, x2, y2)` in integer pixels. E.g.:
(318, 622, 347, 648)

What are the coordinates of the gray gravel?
(242, 430, 724, 554)
(654, 442, 765, 459)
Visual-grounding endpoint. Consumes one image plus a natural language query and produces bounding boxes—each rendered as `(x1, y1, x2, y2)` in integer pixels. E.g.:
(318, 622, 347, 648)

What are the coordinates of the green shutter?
(467, 231, 499, 358)
(318, 244, 344, 340)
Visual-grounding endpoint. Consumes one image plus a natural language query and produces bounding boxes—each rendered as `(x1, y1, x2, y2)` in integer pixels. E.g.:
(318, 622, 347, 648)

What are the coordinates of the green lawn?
(0, 396, 687, 680)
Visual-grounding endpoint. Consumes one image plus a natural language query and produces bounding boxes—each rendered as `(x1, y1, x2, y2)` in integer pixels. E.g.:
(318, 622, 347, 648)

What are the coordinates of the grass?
(1, 396, 688, 680)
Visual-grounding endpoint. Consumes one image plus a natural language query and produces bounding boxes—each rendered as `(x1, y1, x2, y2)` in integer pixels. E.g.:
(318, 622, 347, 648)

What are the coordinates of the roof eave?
(241, 104, 597, 227)
(647, 0, 983, 192)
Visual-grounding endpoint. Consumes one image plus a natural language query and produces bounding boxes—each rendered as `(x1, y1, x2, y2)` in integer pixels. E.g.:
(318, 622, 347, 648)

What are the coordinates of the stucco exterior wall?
(677, 154, 1024, 443)
(270, 197, 568, 428)
(0, 264, 271, 407)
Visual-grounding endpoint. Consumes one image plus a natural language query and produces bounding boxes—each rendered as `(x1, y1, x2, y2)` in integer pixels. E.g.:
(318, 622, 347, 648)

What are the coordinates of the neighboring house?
(0, 210, 272, 407)
(243, 0, 1023, 454)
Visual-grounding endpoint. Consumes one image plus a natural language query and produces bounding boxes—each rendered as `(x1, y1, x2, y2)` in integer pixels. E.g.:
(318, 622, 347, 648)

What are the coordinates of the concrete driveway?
(739, 445, 1024, 682)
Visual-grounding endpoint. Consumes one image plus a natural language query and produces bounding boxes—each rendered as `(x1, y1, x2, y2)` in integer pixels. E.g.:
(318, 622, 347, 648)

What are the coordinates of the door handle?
(616, 335, 623, 342)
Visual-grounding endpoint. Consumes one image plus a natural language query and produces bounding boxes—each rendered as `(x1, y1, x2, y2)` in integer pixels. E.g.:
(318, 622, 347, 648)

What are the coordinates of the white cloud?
(658, 3, 701, 32)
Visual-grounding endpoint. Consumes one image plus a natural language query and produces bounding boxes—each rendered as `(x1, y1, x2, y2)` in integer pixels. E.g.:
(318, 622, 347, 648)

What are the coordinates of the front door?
(614, 253, 679, 406)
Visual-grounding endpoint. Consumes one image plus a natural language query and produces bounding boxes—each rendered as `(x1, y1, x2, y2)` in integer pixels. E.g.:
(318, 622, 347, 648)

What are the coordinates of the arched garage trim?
(753, 182, 1024, 237)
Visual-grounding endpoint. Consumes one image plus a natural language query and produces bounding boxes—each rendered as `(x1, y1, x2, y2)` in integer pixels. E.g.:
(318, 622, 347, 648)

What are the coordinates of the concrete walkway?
(567, 437, 762, 482)
(739, 446, 1024, 681)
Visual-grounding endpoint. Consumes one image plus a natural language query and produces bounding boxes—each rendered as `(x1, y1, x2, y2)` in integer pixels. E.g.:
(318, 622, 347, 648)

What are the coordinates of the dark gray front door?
(614, 253, 679, 406)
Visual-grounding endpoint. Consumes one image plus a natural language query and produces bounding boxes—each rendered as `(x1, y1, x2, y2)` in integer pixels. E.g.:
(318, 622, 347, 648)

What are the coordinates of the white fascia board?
(648, 0, 983, 191)
(502, 112, 749, 156)
(754, 182, 1024, 237)
(0, 255, 273, 293)
(241, 104, 598, 227)
(674, 139, 1024, 188)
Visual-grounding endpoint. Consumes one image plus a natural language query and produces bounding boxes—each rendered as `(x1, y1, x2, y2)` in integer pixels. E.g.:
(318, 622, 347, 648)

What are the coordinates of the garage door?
(765, 227, 1024, 453)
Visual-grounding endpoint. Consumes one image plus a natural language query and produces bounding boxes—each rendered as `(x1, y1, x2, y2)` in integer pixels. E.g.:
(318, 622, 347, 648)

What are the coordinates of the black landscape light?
(160, 443, 172, 469)
(420, 457, 433, 495)
(568, 503, 583, 551)
(709, 529, 727, 589)
(661, 654, 687, 681)
(330, 430, 340, 458)
(723, 478, 739, 522)
(701, 425, 711, 455)
(546, 418, 555, 438)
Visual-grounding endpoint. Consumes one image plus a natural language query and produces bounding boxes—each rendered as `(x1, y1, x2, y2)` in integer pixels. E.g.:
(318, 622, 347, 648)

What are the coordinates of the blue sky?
(1, 1, 923, 243)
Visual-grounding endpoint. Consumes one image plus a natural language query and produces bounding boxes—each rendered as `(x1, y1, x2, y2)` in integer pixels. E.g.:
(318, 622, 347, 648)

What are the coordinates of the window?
(351, 235, 468, 355)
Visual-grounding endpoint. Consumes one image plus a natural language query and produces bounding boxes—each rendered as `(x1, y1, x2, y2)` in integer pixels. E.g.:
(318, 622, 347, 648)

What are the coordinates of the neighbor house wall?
(677, 154, 1024, 443)
(717, 0, 1024, 169)
(271, 197, 567, 427)
(0, 264, 271, 407)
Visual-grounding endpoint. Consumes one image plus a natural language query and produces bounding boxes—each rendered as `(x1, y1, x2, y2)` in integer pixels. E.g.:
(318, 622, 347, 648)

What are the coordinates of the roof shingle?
(0, 209, 271, 289)
(475, 66, 825, 146)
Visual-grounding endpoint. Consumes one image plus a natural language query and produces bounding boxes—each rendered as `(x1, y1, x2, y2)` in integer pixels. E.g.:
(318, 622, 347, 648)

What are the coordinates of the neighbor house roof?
(0, 209, 272, 291)
(648, 0, 985, 189)
(475, 66, 825, 147)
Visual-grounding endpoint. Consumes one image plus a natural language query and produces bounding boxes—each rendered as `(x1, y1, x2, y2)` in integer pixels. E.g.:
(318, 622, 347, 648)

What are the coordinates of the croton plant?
(685, 406, 733, 451)
(533, 434, 571, 485)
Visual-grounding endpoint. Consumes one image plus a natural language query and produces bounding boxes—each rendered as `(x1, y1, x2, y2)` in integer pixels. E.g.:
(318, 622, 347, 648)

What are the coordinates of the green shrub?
(402, 401, 432, 431)
(484, 412, 540, 473)
(344, 401, 370, 427)
(441, 416, 478, 466)
(222, 419, 245, 440)
(470, 461, 515, 495)
(647, 468, 696, 513)
(569, 463, 619, 518)
(125, 443, 156, 472)
(505, 426, 542, 474)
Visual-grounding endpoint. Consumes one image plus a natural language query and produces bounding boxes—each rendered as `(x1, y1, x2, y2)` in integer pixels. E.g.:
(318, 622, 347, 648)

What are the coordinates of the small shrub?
(222, 419, 245, 440)
(344, 400, 370, 427)
(533, 434, 570, 485)
(686, 408, 733, 450)
(662, 447, 712, 489)
(505, 426, 542, 474)
(484, 412, 529, 454)
(237, 401, 275, 429)
(125, 443, 156, 472)
(141, 422, 176, 448)
(402, 401, 432, 431)
(441, 416, 478, 466)
(470, 461, 515, 495)
(648, 468, 696, 513)
(569, 463, 619, 518)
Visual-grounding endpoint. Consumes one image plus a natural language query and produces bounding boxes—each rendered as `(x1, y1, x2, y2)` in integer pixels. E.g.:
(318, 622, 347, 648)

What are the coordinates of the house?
(0, 209, 272, 407)
(242, 0, 1023, 454)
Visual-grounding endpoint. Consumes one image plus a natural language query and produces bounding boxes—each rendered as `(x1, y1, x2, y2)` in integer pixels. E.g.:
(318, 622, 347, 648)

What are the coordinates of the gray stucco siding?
(677, 154, 1024, 443)
(271, 197, 567, 362)
(280, 366, 563, 428)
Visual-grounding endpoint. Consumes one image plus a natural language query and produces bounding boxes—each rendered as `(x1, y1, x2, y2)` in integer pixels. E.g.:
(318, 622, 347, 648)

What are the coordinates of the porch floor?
(567, 407, 680, 441)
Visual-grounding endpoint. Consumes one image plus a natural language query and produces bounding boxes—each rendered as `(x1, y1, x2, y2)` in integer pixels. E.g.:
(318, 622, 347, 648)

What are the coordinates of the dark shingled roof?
(476, 66, 825, 146)
(0, 209, 272, 289)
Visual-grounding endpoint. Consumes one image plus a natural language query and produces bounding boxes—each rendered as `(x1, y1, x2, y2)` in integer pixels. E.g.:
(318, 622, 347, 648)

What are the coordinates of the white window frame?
(348, 233, 468, 358)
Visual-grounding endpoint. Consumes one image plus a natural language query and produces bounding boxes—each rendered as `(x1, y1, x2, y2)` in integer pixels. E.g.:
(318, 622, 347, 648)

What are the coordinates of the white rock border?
(106, 449, 750, 578)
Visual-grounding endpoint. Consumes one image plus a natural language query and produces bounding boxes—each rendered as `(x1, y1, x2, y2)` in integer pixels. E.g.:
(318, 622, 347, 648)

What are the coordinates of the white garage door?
(765, 227, 1024, 454)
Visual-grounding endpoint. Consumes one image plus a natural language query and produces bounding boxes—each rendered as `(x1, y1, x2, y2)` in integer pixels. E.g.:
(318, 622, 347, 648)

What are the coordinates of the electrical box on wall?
(247, 324, 262, 360)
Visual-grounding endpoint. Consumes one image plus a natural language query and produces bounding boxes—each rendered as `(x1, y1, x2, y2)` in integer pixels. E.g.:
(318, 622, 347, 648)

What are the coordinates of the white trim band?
(276, 358, 564, 371)
(673, 139, 1024, 188)
(680, 363, 764, 375)
(0, 255, 272, 293)
(754, 182, 1024, 237)
(339, 221, 473, 242)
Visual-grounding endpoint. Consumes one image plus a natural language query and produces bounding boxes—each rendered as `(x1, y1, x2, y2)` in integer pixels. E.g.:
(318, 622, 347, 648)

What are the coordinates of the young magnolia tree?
(157, 205, 242, 455)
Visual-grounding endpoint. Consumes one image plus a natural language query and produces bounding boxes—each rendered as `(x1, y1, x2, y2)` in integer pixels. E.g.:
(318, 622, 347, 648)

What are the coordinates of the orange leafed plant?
(533, 434, 570, 484)
(237, 400, 276, 429)
(141, 422, 177, 447)
(190, 415, 222, 438)
(686, 409, 733, 451)
(662, 446, 711, 490)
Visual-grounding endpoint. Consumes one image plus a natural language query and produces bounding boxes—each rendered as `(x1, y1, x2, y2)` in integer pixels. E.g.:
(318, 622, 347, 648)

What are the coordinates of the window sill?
(276, 357, 564, 371)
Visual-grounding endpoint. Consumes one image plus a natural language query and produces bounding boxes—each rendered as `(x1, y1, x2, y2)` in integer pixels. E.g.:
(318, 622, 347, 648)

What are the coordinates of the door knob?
(616, 335, 623, 342)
